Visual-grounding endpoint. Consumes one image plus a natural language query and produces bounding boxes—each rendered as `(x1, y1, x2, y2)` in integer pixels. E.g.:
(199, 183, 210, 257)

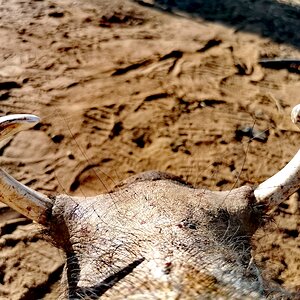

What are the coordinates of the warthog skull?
(1, 106, 300, 299)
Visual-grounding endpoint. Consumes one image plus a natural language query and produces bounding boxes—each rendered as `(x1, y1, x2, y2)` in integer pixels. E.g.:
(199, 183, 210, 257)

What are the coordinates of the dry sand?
(0, 0, 300, 298)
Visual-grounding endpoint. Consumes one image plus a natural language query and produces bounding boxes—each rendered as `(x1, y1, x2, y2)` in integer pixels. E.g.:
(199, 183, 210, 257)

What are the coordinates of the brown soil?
(0, 0, 300, 299)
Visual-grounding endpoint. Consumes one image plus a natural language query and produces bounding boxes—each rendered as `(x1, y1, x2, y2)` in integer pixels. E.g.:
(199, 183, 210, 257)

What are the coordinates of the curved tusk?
(0, 114, 40, 142)
(291, 104, 300, 129)
(254, 104, 300, 206)
(0, 114, 52, 225)
(0, 169, 52, 225)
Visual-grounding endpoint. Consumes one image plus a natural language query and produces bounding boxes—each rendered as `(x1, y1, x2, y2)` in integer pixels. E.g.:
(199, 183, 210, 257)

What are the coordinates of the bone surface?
(0, 114, 52, 225)
(0, 114, 40, 142)
(291, 104, 300, 129)
(254, 105, 300, 206)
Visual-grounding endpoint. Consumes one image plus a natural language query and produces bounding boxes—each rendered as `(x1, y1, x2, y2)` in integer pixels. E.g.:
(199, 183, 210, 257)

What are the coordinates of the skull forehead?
(55, 179, 210, 230)
(51, 172, 256, 250)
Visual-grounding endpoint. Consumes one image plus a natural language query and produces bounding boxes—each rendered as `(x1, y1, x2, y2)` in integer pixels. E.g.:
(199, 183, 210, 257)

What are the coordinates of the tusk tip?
(2, 114, 40, 124)
(291, 104, 300, 128)
(0, 114, 41, 141)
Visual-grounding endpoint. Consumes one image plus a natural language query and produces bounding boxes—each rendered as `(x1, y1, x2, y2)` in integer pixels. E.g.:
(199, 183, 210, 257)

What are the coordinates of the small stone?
(235, 126, 268, 142)
(51, 134, 64, 143)
(48, 11, 64, 18)
(67, 151, 75, 160)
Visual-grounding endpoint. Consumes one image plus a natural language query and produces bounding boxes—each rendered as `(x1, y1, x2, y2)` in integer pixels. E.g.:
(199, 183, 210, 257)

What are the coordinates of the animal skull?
(0, 106, 299, 299)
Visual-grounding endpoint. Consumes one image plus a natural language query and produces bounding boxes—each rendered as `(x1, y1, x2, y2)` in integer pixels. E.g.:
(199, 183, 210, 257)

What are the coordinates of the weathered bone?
(0, 114, 52, 225)
(254, 104, 300, 206)
(0, 114, 40, 142)
(291, 104, 300, 128)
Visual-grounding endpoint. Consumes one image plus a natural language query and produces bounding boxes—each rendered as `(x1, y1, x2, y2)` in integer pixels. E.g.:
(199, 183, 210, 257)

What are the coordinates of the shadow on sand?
(134, 0, 300, 49)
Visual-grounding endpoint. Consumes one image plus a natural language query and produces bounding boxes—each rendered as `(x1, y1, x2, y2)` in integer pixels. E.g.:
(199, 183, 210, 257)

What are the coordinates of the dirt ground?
(0, 0, 300, 299)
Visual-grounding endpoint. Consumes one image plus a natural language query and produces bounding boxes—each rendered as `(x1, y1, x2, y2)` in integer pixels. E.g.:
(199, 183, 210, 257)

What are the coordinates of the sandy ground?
(0, 0, 300, 298)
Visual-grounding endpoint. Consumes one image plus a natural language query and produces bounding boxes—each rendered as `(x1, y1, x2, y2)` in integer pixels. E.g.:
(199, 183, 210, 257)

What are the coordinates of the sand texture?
(0, 0, 300, 298)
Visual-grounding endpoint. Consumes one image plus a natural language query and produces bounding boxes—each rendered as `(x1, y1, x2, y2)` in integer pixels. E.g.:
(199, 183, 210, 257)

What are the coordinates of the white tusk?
(0, 114, 52, 225)
(0, 169, 52, 225)
(291, 104, 300, 129)
(254, 104, 300, 206)
(254, 150, 300, 206)
(0, 114, 40, 142)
